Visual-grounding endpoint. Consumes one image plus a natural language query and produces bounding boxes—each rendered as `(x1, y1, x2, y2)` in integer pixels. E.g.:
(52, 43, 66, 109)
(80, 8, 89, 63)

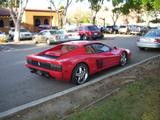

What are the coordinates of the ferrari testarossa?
(26, 41, 131, 85)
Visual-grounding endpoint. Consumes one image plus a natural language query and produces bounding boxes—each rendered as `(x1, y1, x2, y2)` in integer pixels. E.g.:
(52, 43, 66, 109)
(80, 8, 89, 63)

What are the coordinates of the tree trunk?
(14, 21, 20, 42)
(55, 11, 59, 27)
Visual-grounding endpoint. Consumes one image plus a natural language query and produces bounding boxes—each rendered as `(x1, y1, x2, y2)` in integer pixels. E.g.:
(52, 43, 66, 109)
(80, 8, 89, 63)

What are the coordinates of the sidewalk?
(0, 40, 36, 52)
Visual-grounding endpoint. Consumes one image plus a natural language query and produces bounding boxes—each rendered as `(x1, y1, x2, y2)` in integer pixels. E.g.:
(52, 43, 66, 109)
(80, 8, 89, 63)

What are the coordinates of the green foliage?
(80, 16, 90, 23)
(112, 0, 122, 7)
(153, 0, 160, 10)
(67, 78, 160, 120)
(0, 0, 19, 8)
(141, 0, 154, 11)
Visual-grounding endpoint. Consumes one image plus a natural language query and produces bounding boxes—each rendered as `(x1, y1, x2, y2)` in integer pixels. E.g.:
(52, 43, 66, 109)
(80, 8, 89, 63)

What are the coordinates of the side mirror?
(113, 46, 117, 49)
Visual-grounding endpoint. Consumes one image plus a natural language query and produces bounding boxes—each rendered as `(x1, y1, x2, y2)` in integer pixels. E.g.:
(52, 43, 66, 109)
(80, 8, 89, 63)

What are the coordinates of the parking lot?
(0, 35, 160, 113)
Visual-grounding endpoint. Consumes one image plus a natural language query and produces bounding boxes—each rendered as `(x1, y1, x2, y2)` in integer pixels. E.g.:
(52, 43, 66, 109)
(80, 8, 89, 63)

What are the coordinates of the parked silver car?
(137, 29, 160, 50)
(33, 29, 68, 44)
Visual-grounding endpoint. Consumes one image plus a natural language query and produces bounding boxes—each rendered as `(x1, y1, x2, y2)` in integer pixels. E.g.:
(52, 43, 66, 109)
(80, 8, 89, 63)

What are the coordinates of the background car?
(26, 41, 131, 85)
(63, 28, 80, 41)
(118, 25, 130, 34)
(103, 25, 119, 34)
(38, 25, 58, 32)
(137, 29, 160, 50)
(78, 25, 104, 40)
(9, 28, 33, 40)
(33, 29, 68, 44)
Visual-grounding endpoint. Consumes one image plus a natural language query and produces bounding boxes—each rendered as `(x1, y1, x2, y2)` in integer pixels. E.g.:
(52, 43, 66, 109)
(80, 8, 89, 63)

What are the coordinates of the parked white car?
(61, 29, 80, 41)
(118, 25, 129, 34)
(9, 28, 33, 40)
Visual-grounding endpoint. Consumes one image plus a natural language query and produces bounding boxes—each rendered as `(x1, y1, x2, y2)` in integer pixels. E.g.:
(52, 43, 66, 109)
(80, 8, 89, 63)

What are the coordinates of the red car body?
(26, 41, 131, 84)
(78, 25, 104, 40)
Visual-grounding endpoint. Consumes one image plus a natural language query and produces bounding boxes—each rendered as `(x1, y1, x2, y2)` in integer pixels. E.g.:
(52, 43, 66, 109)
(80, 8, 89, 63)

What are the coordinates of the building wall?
(22, 10, 59, 32)
(0, 16, 12, 33)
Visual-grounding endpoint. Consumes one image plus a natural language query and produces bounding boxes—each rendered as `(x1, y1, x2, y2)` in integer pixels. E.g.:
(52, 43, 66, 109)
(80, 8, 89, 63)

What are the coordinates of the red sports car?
(26, 41, 131, 85)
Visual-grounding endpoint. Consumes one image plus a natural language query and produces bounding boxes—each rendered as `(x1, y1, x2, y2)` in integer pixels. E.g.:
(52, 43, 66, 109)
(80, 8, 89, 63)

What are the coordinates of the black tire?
(120, 52, 127, 66)
(71, 63, 89, 85)
(81, 35, 87, 40)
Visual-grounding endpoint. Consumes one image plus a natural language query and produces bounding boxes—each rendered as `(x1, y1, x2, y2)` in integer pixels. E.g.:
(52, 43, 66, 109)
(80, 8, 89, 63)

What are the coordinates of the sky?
(26, 0, 90, 11)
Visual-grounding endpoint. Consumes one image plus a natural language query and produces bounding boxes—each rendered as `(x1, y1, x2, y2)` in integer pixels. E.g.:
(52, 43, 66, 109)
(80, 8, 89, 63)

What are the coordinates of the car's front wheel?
(71, 63, 89, 85)
(120, 52, 127, 66)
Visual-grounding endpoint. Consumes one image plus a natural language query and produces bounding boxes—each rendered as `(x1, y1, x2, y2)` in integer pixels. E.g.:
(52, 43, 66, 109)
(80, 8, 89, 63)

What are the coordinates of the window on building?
(44, 19, 49, 25)
(0, 20, 4, 27)
(9, 20, 14, 27)
(34, 18, 41, 27)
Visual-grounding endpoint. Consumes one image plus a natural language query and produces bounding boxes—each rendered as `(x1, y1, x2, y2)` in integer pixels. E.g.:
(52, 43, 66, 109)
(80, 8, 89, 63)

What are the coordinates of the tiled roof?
(0, 8, 10, 16)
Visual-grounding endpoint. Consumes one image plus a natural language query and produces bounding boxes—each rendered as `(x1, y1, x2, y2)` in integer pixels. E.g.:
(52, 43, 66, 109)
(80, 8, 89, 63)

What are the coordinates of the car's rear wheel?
(120, 52, 127, 66)
(71, 63, 89, 85)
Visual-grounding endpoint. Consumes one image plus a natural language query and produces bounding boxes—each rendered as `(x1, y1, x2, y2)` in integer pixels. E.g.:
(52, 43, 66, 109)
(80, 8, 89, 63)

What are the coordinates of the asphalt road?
(0, 35, 159, 112)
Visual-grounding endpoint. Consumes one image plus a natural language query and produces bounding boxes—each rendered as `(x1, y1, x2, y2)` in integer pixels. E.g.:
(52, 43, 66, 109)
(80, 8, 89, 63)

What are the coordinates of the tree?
(0, 0, 28, 42)
(111, 7, 121, 25)
(110, 0, 122, 25)
(50, 0, 73, 27)
(153, 0, 160, 10)
(62, 0, 73, 26)
(78, 0, 104, 24)
(49, 0, 61, 27)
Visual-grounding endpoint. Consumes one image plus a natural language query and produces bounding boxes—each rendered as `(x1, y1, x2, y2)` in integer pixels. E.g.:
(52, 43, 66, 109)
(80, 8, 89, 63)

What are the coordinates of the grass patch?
(66, 78, 160, 120)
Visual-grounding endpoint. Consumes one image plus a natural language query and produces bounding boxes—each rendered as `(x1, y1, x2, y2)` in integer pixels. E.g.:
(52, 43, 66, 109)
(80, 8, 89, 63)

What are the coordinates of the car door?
(91, 43, 118, 69)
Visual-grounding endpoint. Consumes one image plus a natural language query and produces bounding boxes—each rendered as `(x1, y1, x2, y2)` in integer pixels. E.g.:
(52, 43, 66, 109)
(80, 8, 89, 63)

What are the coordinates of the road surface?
(0, 35, 159, 112)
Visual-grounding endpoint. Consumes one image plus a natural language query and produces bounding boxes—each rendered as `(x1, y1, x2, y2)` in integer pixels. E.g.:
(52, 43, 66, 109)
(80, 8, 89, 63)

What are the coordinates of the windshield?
(50, 30, 58, 35)
(20, 29, 28, 32)
(88, 26, 99, 31)
(144, 29, 160, 37)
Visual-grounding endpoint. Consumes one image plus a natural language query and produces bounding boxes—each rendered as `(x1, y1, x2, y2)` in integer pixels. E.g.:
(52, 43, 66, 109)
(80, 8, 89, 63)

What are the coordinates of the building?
(0, 8, 14, 33)
(0, 0, 62, 33)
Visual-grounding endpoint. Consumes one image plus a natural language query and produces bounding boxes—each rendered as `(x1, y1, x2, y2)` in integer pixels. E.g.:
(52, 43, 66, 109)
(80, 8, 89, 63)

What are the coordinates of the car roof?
(62, 41, 101, 47)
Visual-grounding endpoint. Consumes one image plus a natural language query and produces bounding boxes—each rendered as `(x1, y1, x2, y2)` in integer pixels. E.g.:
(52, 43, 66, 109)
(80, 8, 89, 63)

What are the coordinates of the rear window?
(61, 45, 78, 52)
(144, 29, 160, 37)
(88, 26, 99, 31)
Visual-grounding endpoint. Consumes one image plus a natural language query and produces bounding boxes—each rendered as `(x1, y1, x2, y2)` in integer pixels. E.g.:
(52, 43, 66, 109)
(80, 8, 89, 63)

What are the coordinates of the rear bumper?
(26, 64, 63, 80)
(137, 42, 160, 48)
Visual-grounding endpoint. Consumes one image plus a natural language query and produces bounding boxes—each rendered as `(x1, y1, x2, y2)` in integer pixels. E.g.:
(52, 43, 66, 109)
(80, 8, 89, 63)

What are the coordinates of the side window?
(42, 31, 47, 36)
(79, 27, 82, 31)
(92, 43, 110, 53)
(85, 45, 95, 54)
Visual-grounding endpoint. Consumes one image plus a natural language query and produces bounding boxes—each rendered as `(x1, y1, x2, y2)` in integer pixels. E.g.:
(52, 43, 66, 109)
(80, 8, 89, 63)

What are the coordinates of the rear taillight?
(88, 31, 92, 36)
(55, 36, 59, 39)
(154, 39, 160, 43)
(50, 64, 62, 71)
